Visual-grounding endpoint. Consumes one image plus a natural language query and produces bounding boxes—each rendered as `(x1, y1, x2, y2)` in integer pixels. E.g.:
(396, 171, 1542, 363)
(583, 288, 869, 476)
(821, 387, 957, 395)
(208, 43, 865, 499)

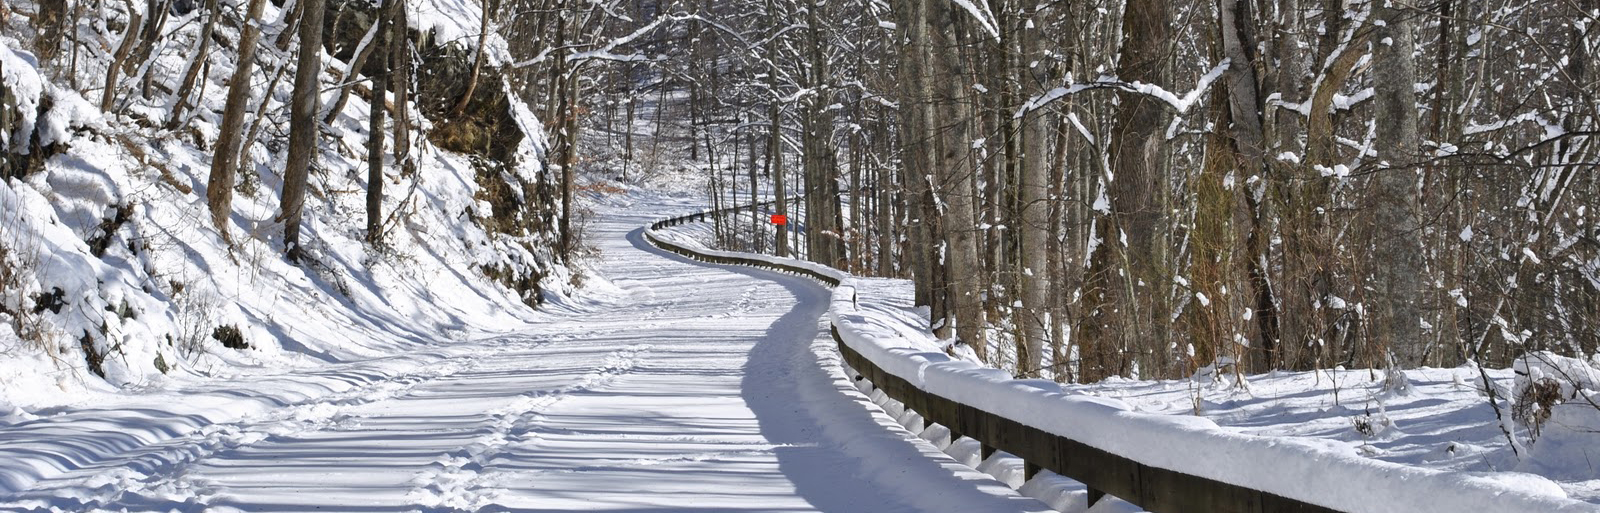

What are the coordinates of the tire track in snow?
(403, 343, 652, 511)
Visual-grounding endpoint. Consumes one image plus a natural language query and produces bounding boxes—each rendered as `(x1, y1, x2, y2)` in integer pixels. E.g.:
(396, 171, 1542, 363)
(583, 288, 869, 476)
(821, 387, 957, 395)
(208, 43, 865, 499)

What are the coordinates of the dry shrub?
(0, 191, 60, 355)
(171, 283, 219, 360)
(431, 118, 495, 156)
(577, 181, 626, 196)
(1514, 377, 1564, 439)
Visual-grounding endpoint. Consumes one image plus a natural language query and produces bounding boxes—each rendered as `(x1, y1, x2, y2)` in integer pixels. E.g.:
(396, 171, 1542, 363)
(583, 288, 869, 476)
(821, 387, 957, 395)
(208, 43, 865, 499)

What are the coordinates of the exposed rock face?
(322, 1, 556, 306)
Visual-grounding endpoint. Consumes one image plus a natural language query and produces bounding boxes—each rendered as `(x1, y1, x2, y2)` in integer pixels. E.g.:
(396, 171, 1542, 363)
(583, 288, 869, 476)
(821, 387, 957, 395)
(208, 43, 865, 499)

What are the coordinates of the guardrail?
(642, 202, 1589, 513)
(644, 202, 1334, 512)
(649, 197, 801, 233)
(648, 198, 831, 284)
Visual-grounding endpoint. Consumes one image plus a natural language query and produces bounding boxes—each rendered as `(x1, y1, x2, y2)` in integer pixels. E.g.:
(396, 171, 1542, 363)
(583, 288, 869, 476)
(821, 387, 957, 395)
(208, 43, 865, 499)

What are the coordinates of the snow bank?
(0, 46, 101, 153)
(1514, 352, 1600, 482)
(646, 215, 1600, 513)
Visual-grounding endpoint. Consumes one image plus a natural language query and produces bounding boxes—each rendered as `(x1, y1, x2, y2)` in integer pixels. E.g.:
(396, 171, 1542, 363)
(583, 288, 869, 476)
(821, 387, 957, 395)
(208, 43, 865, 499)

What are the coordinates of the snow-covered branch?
(1014, 60, 1229, 118)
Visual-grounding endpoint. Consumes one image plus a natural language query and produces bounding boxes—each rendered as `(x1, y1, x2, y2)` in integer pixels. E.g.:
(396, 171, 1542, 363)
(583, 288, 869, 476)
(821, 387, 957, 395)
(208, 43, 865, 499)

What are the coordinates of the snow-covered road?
(0, 197, 1047, 512)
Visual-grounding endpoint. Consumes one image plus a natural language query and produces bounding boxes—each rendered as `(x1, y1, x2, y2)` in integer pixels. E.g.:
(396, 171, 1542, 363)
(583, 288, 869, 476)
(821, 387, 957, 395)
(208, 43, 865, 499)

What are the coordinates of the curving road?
(0, 195, 1047, 512)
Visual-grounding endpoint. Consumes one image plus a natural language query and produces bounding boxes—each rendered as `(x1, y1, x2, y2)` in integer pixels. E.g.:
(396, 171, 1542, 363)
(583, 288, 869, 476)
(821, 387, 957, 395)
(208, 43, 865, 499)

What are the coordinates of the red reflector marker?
(771, 214, 787, 225)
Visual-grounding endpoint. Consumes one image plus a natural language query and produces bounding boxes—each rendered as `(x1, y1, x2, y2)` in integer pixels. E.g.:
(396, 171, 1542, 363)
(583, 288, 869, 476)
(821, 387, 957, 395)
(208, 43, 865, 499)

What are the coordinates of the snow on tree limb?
(949, 0, 1001, 39)
(511, 13, 683, 68)
(1014, 60, 1230, 118)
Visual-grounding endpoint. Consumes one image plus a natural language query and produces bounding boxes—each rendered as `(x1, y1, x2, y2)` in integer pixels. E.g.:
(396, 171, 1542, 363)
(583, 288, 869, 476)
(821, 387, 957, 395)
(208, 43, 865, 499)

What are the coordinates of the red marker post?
(771, 214, 787, 225)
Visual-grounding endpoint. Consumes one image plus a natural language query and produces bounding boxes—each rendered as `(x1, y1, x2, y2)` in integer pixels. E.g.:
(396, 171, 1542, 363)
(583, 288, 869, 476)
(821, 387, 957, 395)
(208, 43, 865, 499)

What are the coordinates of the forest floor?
(0, 191, 1056, 512)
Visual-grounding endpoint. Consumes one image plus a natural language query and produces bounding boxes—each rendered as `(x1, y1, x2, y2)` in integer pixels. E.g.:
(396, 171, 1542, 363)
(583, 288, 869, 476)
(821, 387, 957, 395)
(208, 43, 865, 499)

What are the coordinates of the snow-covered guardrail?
(643, 203, 1600, 513)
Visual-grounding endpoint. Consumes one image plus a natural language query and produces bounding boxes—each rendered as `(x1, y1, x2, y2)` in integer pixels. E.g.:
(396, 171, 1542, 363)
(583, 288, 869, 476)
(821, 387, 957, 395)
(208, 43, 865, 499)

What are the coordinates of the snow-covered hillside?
(0, 0, 567, 409)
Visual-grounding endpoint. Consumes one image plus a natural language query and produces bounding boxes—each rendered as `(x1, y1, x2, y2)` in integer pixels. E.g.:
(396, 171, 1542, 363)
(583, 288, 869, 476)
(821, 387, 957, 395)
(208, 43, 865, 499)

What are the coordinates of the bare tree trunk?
(1017, 3, 1051, 376)
(771, 102, 787, 258)
(1278, 23, 1366, 369)
(1256, 0, 1303, 370)
(131, 0, 172, 98)
(849, 128, 863, 272)
(1081, 0, 1172, 381)
(803, 0, 844, 267)
(449, 0, 493, 118)
(876, 103, 895, 277)
(624, 95, 636, 180)
(749, 132, 761, 252)
(324, 0, 399, 125)
(366, 1, 391, 244)
(100, 0, 144, 112)
(1048, 115, 1070, 381)
(928, 0, 985, 360)
(894, 0, 945, 326)
(391, 1, 413, 176)
(559, 68, 579, 257)
(168, 0, 220, 127)
(205, 0, 268, 240)
(274, 0, 305, 51)
(1371, 0, 1424, 363)
(281, 0, 327, 262)
(765, 0, 788, 258)
(1214, 0, 1270, 370)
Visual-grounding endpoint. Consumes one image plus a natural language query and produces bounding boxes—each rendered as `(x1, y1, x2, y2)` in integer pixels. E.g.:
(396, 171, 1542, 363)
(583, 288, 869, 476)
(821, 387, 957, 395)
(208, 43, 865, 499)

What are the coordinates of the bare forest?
(563, 0, 1600, 383)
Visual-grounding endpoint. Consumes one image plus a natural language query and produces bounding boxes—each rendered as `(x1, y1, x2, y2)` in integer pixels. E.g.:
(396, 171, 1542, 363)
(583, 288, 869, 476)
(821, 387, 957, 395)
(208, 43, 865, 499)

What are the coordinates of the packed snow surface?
(0, 193, 1048, 512)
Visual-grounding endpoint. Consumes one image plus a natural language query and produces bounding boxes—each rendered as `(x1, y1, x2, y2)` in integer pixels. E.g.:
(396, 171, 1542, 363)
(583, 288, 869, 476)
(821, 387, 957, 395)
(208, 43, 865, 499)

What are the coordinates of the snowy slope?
(0, 0, 563, 412)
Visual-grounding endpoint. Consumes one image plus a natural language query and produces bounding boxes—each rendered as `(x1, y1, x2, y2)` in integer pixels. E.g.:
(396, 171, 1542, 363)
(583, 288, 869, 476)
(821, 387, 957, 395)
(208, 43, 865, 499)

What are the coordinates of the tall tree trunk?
(1280, 23, 1367, 369)
(877, 104, 896, 277)
(366, 1, 391, 244)
(323, 0, 399, 125)
(100, 0, 145, 112)
(891, 0, 936, 312)
(1048, 115, 1070, 381)
(392, 2, 413, 176)
(749, 132, 761, 252)
(765, 0, 788, 258)
(450, 0, 493, 118)
(624, 95, 636, 180)
(168, 0, 220, 127)
(281, 0, 327, 262)
(992, 3, 1018, 368)
(274, 0, 305, 52)
(802, 0, 842, 266)
(205, 0, 267, 240)
(131, 0, 171, 78)
(559, 68, 579, 257)
(928, 0, 985, 359)
(1017, 2, 1051, 376)
(1215, 0, 1271, 370)
(1081, 0, 1171, 381)
(1371, 0, 1424, 363)
(771, 102, 787, 258)
(1258, 0, 1304, 369)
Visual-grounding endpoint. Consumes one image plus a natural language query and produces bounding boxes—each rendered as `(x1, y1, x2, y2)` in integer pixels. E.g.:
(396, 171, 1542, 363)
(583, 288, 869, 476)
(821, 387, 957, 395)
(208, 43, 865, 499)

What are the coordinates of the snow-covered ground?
(0, 191, 1055, 512)
(1069, 361, 1600, 503)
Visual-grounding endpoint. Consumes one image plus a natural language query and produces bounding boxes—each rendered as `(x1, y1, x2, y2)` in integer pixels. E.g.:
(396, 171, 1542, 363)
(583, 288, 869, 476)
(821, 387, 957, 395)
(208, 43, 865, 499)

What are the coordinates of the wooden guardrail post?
(1087, 488, 1106, 507)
